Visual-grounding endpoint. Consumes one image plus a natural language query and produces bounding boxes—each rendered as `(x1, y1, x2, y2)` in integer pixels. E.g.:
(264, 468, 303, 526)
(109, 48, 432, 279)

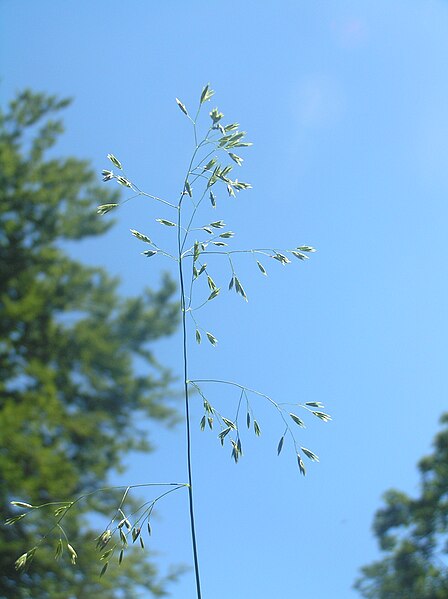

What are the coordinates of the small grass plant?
(8, 85, 331, 598)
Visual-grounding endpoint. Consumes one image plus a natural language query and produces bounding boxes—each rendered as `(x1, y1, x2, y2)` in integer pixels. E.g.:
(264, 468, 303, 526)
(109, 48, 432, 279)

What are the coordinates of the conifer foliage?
(355, 414, 448, 599)
(0, 91, 180, 597)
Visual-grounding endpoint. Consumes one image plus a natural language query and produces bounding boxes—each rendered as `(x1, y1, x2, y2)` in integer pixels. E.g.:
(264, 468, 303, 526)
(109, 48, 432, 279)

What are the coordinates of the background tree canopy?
(355, 413, 448, 599)
(0, 91, 181, 597)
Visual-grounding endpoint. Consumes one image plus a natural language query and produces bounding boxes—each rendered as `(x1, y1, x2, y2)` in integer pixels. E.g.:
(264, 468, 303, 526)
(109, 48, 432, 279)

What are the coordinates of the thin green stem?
(178, 232, 202, 599)
(189, 379, 279, 408)
(131, 184, 178, 209)
(180, 137, 213, 254)
(177, 122, 204, 599)
(188, 294, 217, 313)
(234, 389, 244, 424)
(56, 523, 68, 542)
(106, 486, 130, 530)
(200, 248, 275, 256)
(191, 147, 217, 173)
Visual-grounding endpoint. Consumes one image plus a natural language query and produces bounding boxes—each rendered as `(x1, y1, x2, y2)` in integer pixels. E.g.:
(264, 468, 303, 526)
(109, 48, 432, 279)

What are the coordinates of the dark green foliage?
(355, 413, 448, 599)
(0, 91, 180, 597)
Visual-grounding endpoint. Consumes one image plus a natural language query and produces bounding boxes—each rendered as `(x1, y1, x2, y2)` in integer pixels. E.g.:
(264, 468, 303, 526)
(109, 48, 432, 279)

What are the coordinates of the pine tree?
(0, 90, 180, 597)
(355, 413, 448, 599)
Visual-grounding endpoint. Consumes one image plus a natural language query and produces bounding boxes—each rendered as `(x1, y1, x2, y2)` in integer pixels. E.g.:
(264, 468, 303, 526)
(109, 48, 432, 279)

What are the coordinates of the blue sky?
(2, 1, 448, 597)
